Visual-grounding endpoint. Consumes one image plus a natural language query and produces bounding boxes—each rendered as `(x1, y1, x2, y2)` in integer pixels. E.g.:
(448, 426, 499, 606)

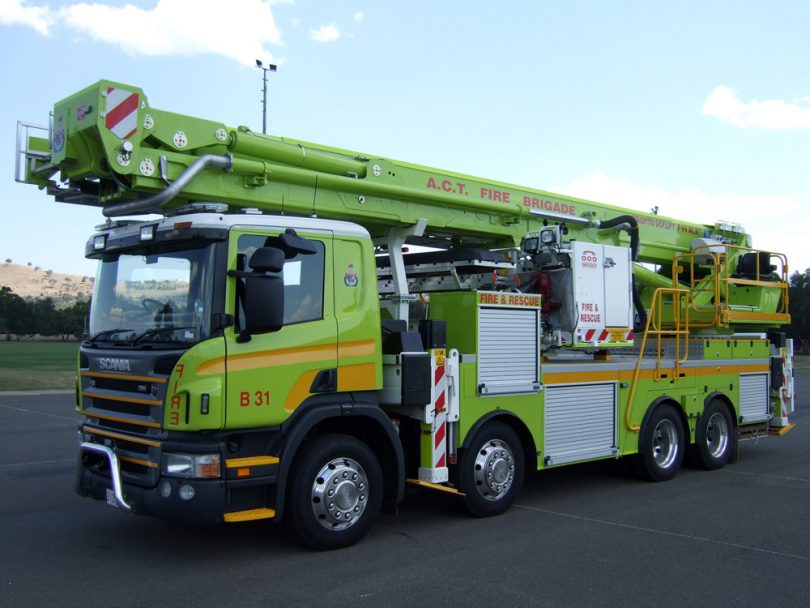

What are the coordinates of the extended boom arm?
(20, 80, 750, 265)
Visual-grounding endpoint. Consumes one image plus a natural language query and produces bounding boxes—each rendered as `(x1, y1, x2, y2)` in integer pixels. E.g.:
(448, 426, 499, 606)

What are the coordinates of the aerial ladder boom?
(20, 80, 747, 263)
(18, 80, 788, 330)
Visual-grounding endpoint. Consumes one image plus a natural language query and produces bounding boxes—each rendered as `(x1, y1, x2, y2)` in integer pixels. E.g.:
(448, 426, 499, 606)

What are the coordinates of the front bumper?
(75, 444, 278, 524)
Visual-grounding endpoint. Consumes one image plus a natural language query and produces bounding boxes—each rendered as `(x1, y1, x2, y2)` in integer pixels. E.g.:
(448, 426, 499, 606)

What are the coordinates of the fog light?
(160, 480, 172, 498)
(179, 484, 195, 501)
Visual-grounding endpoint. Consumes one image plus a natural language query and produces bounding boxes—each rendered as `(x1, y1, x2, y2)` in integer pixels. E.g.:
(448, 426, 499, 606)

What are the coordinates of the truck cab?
(77, 209, 401, 548)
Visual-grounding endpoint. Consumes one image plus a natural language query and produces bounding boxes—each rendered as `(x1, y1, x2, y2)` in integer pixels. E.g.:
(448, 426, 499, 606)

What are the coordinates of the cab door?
(223, 228, 337, 428)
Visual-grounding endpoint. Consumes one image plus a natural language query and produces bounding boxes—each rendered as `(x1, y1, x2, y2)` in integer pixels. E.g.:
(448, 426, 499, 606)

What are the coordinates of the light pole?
(255, 59, 277, 134)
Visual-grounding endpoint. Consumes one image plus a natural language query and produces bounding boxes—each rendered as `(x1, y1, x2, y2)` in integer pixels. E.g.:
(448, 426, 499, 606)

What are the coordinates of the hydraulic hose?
(595, 214, 646, 331)
(595, 214, 639, 261)
(102, 154, 233, 217)
(631, 275, 647, 332)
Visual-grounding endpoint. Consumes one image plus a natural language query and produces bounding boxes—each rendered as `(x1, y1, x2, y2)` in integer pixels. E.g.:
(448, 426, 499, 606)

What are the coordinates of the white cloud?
(353, 10, 364, 22)
(310, 22, 340, 42)
(2, 0, 284, 66)
(0, 0, 54, 35)
(703, 85, 810, 130)
(549, 171, 810, 271)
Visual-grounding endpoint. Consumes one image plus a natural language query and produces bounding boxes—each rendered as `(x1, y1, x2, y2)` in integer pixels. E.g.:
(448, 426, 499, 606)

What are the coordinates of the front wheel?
(288, 434, 382, 550)
(459, 421, 524, 517)
(631, 404, 685, 482)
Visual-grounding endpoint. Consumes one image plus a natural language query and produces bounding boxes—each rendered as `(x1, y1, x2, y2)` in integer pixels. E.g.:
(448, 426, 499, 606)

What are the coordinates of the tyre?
(688, 399, 734, 470)
(288, 434, 382, 550)
(631, 403, 685, 482)
(459, 421, 524, 517)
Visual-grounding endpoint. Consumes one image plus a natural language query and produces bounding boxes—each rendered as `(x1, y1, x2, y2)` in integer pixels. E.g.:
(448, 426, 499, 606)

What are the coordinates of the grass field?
(0, 341, 78, 391)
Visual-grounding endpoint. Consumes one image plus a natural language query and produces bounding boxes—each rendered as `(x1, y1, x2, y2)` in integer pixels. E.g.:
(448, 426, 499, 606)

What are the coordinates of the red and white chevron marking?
(778, 345, 794, 417)
(105, 87, 139, 140)
(582, 329, 634, 342)
(432, 357, 447, 469)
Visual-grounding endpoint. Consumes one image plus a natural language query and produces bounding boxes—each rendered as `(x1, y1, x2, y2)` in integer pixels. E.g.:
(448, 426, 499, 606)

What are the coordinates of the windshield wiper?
(86, 328, 134, 342)
(131, 326, 195, 345)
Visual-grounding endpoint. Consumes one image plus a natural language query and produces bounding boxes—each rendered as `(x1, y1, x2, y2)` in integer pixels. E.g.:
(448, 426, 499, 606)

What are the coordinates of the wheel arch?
(460, 410, 538, 472)
(703, 391, 737, 430)
(638, 395, 691, 447)
(275, 398, 404, 521)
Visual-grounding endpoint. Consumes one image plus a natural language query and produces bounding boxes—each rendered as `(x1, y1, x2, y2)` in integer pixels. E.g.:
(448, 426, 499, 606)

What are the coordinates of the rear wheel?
(689, 399, 733, 470)
(288, 434, 382, 550)
(459, 421, 524, 517)
(632, 404, 685, 482)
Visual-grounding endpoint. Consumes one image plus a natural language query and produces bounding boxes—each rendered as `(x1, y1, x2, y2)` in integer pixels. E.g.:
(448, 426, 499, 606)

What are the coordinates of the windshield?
(88, 244, 216, 346)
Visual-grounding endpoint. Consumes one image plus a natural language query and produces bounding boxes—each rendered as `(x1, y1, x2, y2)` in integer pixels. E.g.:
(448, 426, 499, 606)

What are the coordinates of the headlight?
(162, 453, 221, 479)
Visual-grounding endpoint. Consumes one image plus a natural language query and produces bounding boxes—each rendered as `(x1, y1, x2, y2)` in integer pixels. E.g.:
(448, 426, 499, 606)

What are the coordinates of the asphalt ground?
(2, 375, 809, 608)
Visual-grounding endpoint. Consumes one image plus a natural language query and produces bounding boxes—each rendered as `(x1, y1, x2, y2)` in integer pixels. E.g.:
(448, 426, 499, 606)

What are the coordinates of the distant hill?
(0, 262, 93, 306)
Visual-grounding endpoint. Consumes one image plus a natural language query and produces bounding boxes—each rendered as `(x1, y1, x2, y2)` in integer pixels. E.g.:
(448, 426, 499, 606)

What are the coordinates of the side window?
(237, 234, 325, 325)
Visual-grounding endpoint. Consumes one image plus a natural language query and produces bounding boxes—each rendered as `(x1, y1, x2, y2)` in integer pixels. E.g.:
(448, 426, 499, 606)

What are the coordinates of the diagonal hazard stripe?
(434, 391, 446, 412)
(106, 89, 139, 139)
(434, 421, 446, 449)
(435, 364, 444, 385)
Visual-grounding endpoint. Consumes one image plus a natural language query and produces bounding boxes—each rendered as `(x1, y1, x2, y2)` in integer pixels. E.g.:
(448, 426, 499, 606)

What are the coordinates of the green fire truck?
(16, 81, 795, 549)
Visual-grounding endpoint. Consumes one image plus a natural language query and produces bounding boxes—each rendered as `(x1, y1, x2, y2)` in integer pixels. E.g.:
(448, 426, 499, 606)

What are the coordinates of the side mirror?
(266, 229, 318, 258)
(230, 246, 285, 341)
(243, 274, 283, 335)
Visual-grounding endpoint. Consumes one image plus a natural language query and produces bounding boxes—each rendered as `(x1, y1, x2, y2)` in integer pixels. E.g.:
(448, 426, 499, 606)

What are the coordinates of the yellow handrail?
(625, 245, 788, 433)
(625, 287, 690, 432)
(673, 245, 789, 328)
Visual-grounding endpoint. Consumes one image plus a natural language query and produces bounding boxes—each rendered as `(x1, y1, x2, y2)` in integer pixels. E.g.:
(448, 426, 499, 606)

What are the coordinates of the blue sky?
(1, 0, 808, 276)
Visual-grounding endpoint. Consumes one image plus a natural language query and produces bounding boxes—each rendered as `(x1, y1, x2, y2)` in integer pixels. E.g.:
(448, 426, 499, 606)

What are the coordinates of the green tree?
(0, 286, 32, 339)
(59, 298, 90, 340)
(31, 297, 59, 337)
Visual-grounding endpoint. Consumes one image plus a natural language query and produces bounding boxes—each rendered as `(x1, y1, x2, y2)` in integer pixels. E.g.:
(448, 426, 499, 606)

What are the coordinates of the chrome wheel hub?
(310, 457, 368, 530)
(705, 412, 730, 458)
(473, 439, 515, 501)
(652, 419, 679, 469)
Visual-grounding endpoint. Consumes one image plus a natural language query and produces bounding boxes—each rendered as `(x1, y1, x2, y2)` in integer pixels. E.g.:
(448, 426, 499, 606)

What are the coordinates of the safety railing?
(672, 245, 789, 328)
(625, 245, 790, 431)
(625, 287, 690, 432)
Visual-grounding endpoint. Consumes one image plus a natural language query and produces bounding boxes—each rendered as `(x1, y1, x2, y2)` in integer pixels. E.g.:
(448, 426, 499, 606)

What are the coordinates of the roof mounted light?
(522, 236, 540, 254)
(140, 225, 156, 242)
(540, 229, 557, 244)
(93, 235, 107, 251)
(714, 220, 746, 234)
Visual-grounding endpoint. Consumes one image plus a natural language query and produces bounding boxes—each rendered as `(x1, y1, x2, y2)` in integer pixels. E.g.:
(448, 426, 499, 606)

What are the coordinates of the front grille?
(91, 375, 157, 393)
(87, 397, 153, 418)
(80, 372, 167, 429)
(81, 424, 162, 487)
(90, 417, 156, 435)
(79, 354, 175, 487)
